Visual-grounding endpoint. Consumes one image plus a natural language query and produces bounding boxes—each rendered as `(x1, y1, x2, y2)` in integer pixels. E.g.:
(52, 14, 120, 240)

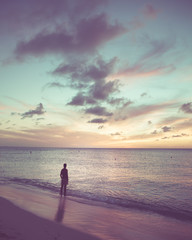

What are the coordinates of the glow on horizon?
(0, 0, 192, 148)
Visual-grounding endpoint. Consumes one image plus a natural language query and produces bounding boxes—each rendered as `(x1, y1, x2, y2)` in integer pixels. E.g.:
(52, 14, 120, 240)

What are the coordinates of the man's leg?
(64, 184, 67, 196)
(60, 183, 63, 196)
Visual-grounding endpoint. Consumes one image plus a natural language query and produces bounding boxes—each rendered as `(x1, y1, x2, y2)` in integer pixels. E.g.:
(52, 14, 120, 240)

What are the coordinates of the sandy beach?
(0, 196, 100, 240)
(1, 184, 192, 240)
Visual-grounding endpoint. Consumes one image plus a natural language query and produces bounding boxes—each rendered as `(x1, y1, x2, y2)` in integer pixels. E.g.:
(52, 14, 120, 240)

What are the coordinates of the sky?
(0, 0, 192, 148)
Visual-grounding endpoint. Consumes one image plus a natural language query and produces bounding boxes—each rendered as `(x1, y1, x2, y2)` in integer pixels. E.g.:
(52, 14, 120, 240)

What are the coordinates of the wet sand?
(0, 184, 192, 240)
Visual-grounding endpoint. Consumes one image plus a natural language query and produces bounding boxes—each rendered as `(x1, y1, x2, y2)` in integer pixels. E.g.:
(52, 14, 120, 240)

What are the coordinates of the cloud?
(46, 82, 65, 89)
(141, 92, 147, 97)
(71, 0, 107, 18)
(143, 4, 159, 19)
(151, 130, 158, 135)
(52, 56, 118, 81)
(85, 106, 113, 116)
(0, 0, 68, 34)
(162, 136, 169, 140)
(162, 126, 172, 132)
(173, 118, 192, 131)
(36, 117, 45, 121)
(68, 93, 86, 106)
(172, 133, 189, 138)
(111, 132, 121, 136)
(159, 116, 182, 126)
(0, 125, 114, 148)
(84, 56, 118, 80)
(21, 103, 45, 119)
(88, 118, 107, 123)
(0, 0, 108, 36)
(114, 102, 173, 121)
(180, 102, 192, 114)
(14, 13, 126, 57)
(53, 56, 122, 108)
(108, 97, 124, 105)
(112, 62, 174, 80)
(52, 61, 83, 76)
(140, 38, 175, 62)
(75, 13, 126, 52)
(111, 36, 175, 82)
(90, 79, 119, 100)
(68, 93, 98, 106)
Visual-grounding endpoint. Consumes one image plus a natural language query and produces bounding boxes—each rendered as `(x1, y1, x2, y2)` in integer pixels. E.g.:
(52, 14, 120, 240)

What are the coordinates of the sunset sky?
(0, 0, 192, 148)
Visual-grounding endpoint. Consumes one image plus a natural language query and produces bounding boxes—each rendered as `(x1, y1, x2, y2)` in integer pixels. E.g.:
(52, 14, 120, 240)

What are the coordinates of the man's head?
(64, 163, 67, 168)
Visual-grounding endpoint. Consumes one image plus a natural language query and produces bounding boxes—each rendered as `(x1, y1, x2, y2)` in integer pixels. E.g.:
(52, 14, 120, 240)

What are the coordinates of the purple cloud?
(91, 79, 119, 100)
(68, 93, 98, 106)
(68, 93, 86, 106)
(172, 133, 189, 138)
(15, 29, 74, 56)
(52, 56, 120, 105)
(15, 13, 126, 57)
(72, 0, 107, 18)
(0, 0, 69, 35)
(108, 98, 124, 105)
(52, 62, 82, 76)
(162, 126, 172, 132)
(180, 102, 192, 114)
(143, 4, 159, 19)
(88, 118, 107, 123)
(86, 57, 118, 80)
(53, 56, 117, 82)
(44, 82, 66, 90)
(140, 37, 175, 62)
(114, 102, 173, 121)
(85, 106, 113, 116)
(21, 103, 45, 119)
(75, 13, 126, 52)
(0, 0, 108, 35)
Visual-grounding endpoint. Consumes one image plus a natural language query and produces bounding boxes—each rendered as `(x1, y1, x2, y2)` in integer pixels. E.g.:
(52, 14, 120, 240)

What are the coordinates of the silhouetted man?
(60, 163, 68, 196)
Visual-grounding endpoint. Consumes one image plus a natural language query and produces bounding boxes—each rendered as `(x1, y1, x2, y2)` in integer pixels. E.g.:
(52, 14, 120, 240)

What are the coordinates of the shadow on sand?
(55, 197, 66, 223)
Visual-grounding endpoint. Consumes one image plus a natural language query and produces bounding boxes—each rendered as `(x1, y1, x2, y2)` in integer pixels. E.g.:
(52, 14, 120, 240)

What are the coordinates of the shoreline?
(1, 184, 192, 240)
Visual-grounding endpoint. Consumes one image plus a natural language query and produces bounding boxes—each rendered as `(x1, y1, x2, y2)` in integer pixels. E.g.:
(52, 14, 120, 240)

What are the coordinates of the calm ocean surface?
(1, 147, 192, 222)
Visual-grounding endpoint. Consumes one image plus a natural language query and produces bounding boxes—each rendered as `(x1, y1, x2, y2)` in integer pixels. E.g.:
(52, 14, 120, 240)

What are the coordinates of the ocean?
(1, 147, 192, 223)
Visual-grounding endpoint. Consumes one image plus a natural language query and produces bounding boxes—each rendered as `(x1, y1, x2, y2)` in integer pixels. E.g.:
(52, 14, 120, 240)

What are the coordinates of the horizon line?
(0, 146, 192, 150)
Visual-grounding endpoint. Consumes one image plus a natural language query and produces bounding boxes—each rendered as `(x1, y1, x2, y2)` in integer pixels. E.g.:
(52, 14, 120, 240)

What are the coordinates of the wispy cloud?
(113, 102, 174, 121)
(88, 118, 107, 124)
(140, 37, 175, 62)
(0, 125, 113, 148)
(112, 62, 175, 81)
(142, 4, 159, 19)
(43, 82, 66, 90)
(21, 103, 45, 119)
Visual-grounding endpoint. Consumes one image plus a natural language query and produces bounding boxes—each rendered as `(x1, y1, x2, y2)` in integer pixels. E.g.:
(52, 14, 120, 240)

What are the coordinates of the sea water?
(0, 147, 192, 222)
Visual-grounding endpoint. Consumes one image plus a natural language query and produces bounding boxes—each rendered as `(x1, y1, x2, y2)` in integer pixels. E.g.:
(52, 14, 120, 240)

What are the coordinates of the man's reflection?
(55, 197, 65, 223)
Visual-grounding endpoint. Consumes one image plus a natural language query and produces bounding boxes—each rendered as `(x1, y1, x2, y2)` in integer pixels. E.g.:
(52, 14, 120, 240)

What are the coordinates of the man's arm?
(60, 169, 63, 178)
(66, 170, 69, 182)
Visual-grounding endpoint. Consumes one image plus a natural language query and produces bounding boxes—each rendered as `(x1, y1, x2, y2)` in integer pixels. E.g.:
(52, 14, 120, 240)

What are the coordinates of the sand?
(0, 196, 101, 240)
(1, 184, 192, 240)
